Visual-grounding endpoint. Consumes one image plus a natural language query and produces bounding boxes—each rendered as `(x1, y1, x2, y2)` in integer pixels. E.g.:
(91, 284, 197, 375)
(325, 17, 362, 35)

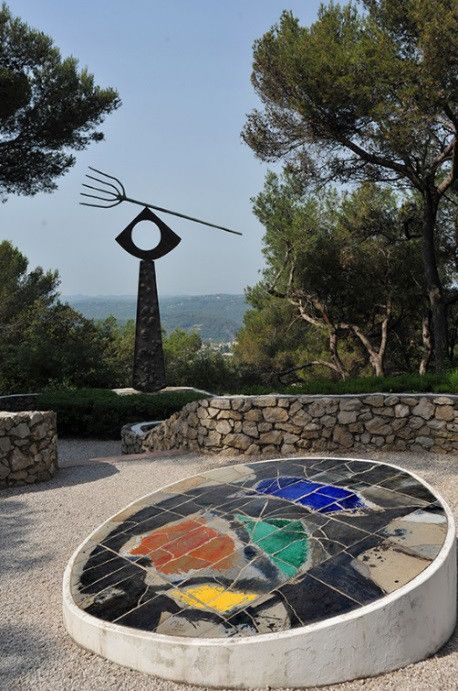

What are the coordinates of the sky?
(3, 1, 323, 296)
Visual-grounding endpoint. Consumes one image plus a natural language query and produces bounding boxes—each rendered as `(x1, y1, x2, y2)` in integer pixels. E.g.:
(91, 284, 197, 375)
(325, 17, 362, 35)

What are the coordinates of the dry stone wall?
(144, 394, 458, 456)
(0, 411, 58, 488)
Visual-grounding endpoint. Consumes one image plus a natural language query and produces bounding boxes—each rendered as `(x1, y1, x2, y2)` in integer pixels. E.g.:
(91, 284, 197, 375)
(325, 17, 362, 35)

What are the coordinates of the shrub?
(235, 371, 458, 396)
(37, 388, 208, 439)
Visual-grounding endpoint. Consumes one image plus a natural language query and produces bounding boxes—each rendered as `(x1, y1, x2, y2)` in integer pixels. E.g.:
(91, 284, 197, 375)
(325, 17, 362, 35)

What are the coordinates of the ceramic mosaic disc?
(68, 457, 450, 640)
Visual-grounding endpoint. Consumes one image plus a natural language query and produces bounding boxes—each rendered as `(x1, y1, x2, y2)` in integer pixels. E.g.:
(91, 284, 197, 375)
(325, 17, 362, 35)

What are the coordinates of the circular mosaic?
(67, 457, 450, 641)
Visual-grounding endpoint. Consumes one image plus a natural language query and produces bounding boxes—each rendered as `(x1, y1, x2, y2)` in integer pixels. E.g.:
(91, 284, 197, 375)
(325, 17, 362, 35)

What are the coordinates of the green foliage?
(0, 3, 120, 198)
(237, 370, 458, 396)
(236, 174, 429, 379)
(164, 328, 237, 391)
(0, 241, 123, 393)
(37, 388, 208, 438)
(0, 242, 237, 394)
(243, 0, 457, 186)
(242, 0, 458, 371)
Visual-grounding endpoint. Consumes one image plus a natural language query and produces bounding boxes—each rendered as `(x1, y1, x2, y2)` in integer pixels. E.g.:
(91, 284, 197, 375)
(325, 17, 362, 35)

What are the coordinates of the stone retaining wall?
(144, 393, 458, 456)
(0, 411, 58, 488)
(121, 421, 161, 454)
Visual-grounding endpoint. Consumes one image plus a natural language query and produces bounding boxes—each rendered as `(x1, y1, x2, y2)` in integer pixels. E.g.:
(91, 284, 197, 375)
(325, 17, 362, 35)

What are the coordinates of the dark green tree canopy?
(243, 0, 457, 191)
(0, 3, 120, 199)
(242, 0, 458, 370)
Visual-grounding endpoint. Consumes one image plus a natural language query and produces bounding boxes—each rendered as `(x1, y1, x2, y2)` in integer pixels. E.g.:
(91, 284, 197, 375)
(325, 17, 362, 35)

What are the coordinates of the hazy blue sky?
(3, 1, 322, 296)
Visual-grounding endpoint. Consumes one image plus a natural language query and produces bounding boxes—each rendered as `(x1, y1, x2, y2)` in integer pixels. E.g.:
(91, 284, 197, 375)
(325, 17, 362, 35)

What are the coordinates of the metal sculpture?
(80, 167, 241, 392)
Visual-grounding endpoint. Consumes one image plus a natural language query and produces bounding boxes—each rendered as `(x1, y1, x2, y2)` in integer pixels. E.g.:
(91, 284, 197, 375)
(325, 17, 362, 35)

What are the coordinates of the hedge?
(236, 370, 458, 396)
(37, 388, 209, 439)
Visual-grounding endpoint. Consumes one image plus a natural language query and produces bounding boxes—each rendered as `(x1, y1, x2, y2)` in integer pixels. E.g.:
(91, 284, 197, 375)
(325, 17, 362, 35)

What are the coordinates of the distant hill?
(66, 294, 248, 342)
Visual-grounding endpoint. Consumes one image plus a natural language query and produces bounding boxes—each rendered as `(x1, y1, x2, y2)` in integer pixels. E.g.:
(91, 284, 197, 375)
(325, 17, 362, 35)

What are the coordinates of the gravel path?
(0, 445, 456, 691)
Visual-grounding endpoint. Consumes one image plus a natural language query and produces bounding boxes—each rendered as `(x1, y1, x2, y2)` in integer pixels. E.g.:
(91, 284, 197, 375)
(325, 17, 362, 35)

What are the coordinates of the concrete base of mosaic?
(63, 457, 456, 688)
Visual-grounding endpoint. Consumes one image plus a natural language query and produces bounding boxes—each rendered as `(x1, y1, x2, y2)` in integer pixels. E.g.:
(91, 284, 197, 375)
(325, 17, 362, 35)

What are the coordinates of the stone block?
(321, 415, 337, 428)
(224, 433, 252, 450)
(435, 406, 455, 421)
(244, 409, 263, 422)
(309, 400, 338, 417)
(412, 398, 435, 420)
(253, 396, 277, 407)
(291, 412, 313, 426)
(11, 422, 30, 438)
(414, 436, 434, 449)
(217, 410, 241, 420)
(10, 448, 32, 471)
(363, 395, 384, 407)
(283, 433, 299, 444)
(339, 399, 362, 411)
(0, 437, 12, 455)
(281, 444, 297, 455)
(378, 407, 395, 417)
(365, 417, 392, 435)
(259, 430, 283, 445)
(337, 410, 357, 425)
(242, 422, 259, 438)
(395, 404, 410, 418)
(407, 416, 425, 430)
(262, 407, 289, 423)
(209, 397, 231, 410)
(215, 420, 232, 435)
(205, 431, 222, 447)
(333, 426, 353, 448)
(231, 398, 252, 412)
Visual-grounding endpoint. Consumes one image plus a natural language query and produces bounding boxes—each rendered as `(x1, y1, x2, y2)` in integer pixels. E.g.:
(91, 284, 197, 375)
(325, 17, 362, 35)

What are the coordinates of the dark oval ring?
(115, 207, 181, 260)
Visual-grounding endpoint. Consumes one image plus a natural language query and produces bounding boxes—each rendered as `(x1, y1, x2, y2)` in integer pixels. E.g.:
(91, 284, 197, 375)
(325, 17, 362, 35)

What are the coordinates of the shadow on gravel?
(0, 498, 53, 577)
(0, 622, 54, 685)
(0, 461, 119, 498)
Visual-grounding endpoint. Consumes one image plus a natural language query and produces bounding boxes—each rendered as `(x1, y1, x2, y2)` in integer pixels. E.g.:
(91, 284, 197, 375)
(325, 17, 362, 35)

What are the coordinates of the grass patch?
(235, 371, 458, 396)
(37, 388, 208, 439)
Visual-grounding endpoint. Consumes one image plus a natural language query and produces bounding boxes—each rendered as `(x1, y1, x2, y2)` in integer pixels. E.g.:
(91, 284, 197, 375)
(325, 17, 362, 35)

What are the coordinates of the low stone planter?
(144, 393, 458, 456)
(121, 421, 161, 454)
(0, 410, 58, 488)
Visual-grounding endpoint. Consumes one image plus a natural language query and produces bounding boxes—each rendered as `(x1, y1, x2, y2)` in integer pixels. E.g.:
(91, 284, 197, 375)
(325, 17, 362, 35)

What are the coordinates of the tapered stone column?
(132, 260, 166, 392)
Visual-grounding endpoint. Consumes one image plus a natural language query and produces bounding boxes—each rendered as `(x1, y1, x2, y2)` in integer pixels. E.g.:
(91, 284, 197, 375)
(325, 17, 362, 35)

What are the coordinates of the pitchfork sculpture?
(80, 167, 241, 392)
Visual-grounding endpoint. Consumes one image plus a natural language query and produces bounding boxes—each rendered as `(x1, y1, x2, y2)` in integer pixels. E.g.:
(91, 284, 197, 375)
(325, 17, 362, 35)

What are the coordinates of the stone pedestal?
(133, 260, 166, 392)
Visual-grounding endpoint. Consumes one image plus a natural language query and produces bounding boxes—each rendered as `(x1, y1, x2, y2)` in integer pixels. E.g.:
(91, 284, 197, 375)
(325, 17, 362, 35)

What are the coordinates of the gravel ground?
(0, 443, 456, 691)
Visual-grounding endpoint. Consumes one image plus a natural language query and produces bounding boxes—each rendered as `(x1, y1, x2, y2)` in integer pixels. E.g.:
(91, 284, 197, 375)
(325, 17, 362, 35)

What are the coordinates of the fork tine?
(80, 200, 122, 208)
(82, 183, 118, 198)
(80, 192, 119, 203)
(88, 166, 126, 196)
(85, 174, 122, 196)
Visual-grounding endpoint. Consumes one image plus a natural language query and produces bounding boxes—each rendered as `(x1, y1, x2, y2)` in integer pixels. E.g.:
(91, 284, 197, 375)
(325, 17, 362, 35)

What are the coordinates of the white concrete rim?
(63, 455, 456, 650)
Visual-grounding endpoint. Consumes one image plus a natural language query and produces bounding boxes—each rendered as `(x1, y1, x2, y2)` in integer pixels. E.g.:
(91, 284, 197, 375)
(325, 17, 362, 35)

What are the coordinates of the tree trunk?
(422, 192, 449, 372)
(329, 331, 347, 379)
(419, 313, 432, 375)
